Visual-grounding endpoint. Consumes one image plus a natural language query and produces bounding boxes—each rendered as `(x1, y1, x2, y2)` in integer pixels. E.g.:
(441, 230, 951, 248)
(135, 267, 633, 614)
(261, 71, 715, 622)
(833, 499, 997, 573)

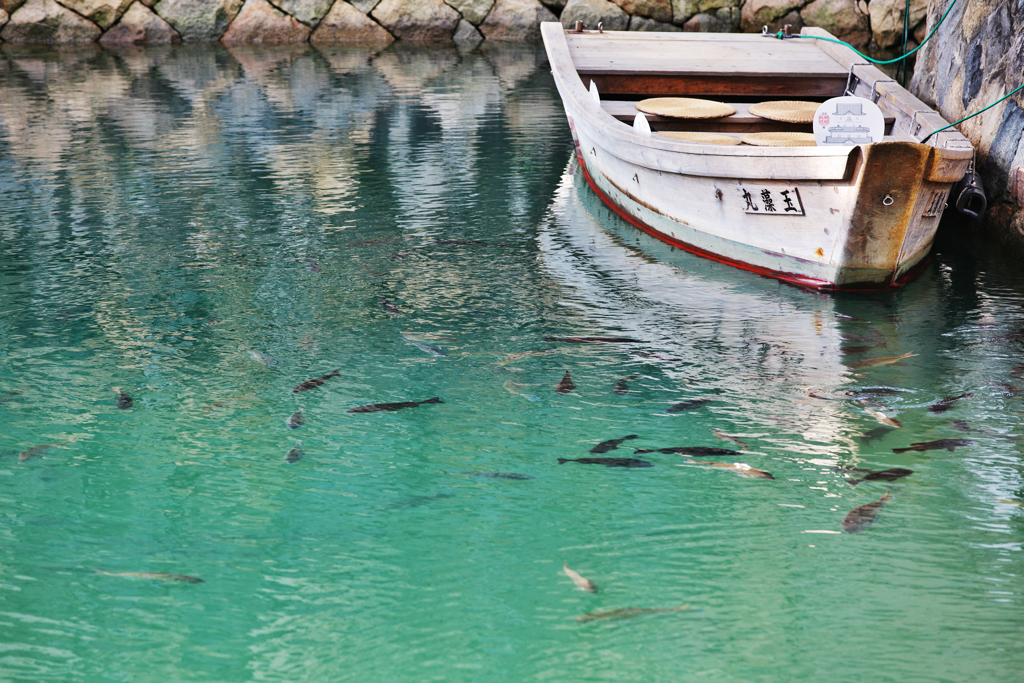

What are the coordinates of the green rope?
(772, 0, 959, 66)
(896, 0, 911, 84)
(921, 82, 1024, 143)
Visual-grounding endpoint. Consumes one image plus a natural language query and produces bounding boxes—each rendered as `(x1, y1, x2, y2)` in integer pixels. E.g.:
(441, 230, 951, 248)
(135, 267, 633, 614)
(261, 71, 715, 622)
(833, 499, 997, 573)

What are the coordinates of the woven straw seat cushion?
(741, 132, 817, 147)
(637, 97, 736, 120)
(748, 100, 821, 124)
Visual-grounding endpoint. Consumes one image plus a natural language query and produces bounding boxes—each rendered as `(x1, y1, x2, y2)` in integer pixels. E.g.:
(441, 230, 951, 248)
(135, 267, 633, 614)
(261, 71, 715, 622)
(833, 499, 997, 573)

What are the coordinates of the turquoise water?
(2, 43, 1023, 682)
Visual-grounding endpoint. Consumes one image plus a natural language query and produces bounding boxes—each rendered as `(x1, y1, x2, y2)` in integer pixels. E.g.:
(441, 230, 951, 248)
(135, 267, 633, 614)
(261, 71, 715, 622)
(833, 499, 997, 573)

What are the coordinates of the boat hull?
(565, 111, 947, 291)
(541, 23, 971, 291)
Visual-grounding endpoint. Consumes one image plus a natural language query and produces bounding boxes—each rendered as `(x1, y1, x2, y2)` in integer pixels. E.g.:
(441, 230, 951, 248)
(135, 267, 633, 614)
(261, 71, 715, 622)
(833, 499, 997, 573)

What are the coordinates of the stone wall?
(911, 0, 1024, 252)
(0, 0, 930, 47)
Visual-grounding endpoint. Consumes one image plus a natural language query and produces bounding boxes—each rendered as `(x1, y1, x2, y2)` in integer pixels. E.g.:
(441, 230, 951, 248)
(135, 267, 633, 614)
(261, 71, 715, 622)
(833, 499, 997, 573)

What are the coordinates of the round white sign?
(813, 96, 885, 146)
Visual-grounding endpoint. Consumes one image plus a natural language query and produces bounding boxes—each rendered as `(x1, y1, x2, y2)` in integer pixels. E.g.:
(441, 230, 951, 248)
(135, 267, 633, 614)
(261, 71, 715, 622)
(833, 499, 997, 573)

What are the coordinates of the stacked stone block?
(0, 0, 930, 47)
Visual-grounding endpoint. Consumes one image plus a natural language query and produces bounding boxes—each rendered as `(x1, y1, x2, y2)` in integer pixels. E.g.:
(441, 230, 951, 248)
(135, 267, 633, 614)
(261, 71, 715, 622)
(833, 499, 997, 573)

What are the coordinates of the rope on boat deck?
(767, 0, 959, 66)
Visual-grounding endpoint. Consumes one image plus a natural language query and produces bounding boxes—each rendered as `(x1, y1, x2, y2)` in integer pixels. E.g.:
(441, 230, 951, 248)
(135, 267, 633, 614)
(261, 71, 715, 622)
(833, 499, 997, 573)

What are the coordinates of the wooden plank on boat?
(565, 32, 848, 78)
(584, 74, 848, 99)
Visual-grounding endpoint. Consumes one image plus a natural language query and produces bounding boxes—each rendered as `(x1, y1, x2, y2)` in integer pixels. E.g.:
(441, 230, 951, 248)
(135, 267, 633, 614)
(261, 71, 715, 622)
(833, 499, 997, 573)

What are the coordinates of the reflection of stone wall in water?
(911, 0, 1024, 254)
(0, 0, 929, 45)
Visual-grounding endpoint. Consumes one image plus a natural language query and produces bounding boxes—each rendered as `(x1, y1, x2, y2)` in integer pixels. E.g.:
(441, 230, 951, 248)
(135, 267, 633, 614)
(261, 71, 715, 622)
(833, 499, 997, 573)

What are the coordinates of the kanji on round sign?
(818, 112, 830, 126)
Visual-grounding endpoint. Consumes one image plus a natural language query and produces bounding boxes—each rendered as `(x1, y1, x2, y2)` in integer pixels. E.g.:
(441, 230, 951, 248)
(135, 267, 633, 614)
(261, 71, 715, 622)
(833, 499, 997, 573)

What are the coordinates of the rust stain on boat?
(838, 142, 931, 281)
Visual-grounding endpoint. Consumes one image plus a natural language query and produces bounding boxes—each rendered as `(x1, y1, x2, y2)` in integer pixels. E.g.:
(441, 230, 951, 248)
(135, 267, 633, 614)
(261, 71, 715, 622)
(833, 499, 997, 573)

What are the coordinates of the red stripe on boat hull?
(574, 151, 929, 292)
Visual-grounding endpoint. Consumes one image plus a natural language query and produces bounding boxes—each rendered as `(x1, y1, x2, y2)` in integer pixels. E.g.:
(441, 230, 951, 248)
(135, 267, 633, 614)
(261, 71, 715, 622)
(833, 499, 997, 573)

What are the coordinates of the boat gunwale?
(541, 23, 973, 165)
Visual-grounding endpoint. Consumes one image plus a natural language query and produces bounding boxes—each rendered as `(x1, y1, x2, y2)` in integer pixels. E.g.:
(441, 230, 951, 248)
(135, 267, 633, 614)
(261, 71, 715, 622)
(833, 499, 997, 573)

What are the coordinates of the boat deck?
(566, 31, 850, 99)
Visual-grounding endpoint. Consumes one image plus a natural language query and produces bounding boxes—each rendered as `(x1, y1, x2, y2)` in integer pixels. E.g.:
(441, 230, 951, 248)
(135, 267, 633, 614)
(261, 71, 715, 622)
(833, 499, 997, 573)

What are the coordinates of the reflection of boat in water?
(538, 158, 906, 454)
(540, 23, 974, 290)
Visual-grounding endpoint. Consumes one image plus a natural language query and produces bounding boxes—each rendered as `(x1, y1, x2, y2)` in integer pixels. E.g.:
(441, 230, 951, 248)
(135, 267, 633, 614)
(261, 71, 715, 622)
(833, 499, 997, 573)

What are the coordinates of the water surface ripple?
(1, 43, 1023, 682)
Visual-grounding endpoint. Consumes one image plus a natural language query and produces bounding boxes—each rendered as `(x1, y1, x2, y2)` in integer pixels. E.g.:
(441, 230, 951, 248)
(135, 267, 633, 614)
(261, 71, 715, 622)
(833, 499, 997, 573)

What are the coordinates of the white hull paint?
(541, 23, 973, 290)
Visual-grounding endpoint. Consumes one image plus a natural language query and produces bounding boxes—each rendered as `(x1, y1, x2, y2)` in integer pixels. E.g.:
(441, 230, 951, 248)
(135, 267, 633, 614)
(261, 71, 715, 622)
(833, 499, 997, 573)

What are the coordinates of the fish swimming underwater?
(863, 408, 901, 428)
(845, 467, 914, 487)
(95, 571, 204, 583)
(284, 440, 303, 463)
(444, 471, 534, 480)
(113, 388, 133, 409)
(927, 393, 973, 413)
(305, 259, 322, 273)
(635, 446, 741, 456)
(858, 426, 894, 444)
(556, 371, 575, 395)
(848, 352, 916, 370)
(590, 435, 639, 454)
(563, 564, 597, 593)
(381, 298, 401, 314)
(665, 398, 711, 413)
(840, 343, 886, 355)
(577, 605, 690, 623)
(558, 457, 652, 468)
(544, 336, 641, 343)
(18, 443, 66, 463)
(246, 349, 279, 367)
(502, 380, 539, 401)
(712, 430, 749, 450)
(407, 340, 446, 356)
(347, 397, 443, 413)
(346, 236, 414, 248)
(991, 382, 1019, 396)
(286, 410, 304, 429)
(841, 492, 892, 533)
(892, 439, 975, 453)
(612, 373, 639, 395)
(683, 459, 774, 479)
(292, 370, 340, 393)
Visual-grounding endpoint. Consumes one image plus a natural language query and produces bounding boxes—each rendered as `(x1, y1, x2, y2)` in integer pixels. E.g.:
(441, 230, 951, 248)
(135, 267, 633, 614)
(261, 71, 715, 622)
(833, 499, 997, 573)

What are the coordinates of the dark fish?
(951, 420, 971, 432)
(840, 343, 885, 355)
(346, 236, 414, 248)
(305, 259, 322, 273)
(292, 369, 340, 393)
(892, 439, 975, 453)
(381, 298, 401, 314)
(665, 398, 711, 413)
(387, 493, 452, 509)
(1011, 364, 1024, 378)
(612, 373, 639, 395)
(347, 397, 443, 413)
(712, 430, 749, 450)
(284, 440, 303, 463)
(96, 571, 203, 583)
(840, 332, 882, 343)
(19, 443, 61, 462)
(114, 389, 133, 409)
(0, 389, 21, 405)
(544, 336, 641, 344)
(634, 446, 741, 456)
(466, 472, 534, 480)
(286, 409, 304, 429)
(558, 457, 652, 468)
(556, 371, 575, 394)
(577, 605, 689, 623)
(846, 467, 914, 487)
(992, 382, 1019, 396)
(858, 426, 893, 443)
(841, 492, 892, 533)
(928, 392, 973, 413)
(590, 434, 639, 454)
(853, 387, 907, 399)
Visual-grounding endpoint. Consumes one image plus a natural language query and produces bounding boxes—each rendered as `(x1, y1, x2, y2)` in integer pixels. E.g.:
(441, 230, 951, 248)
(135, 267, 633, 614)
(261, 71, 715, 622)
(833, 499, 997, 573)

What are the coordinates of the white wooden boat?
(540, 23, 976, 290)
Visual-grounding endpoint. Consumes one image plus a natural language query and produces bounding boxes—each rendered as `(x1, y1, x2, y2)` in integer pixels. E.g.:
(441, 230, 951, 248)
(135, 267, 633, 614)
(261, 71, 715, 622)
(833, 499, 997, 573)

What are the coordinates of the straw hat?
(637, 97, 736, 119)
(741, 132, 817, 147)
(748, 101, 820, 124)
(657, 131, 741, 145)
